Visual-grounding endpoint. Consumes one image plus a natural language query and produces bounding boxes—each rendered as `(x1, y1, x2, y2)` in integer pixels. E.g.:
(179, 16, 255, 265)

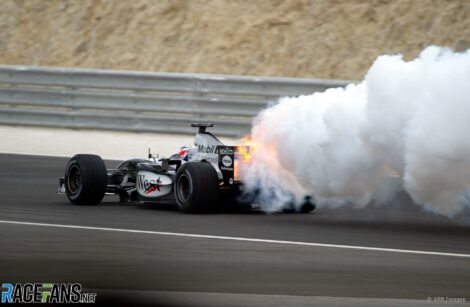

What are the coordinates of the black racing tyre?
(174, 162, 219, 213)
(64, 154, 107, 205)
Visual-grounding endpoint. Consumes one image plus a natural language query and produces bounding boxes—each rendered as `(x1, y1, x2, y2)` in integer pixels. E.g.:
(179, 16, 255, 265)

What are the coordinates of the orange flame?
(237, 136, 256, 162)
(234, 136, 257, 180)
(237, 136, 257, 162)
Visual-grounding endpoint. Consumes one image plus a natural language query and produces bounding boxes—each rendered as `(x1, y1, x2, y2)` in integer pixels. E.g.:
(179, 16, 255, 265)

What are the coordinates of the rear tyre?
(64, 154, 107, 205)
(174, 162, 219, 213)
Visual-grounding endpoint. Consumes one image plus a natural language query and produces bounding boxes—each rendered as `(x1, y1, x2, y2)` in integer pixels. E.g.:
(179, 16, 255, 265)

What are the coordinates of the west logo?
(138, 174, 162, 194)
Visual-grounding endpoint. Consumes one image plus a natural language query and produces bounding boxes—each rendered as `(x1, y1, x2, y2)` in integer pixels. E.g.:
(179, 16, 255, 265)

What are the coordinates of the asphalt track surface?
(1, 153, 469, 306)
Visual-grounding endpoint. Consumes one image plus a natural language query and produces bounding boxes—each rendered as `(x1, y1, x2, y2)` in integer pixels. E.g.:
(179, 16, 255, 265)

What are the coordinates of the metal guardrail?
(0, 65, 352, 136)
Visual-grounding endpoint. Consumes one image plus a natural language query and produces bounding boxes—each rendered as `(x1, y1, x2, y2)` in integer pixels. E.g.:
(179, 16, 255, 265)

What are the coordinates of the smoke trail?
(240, 46, 470, 216)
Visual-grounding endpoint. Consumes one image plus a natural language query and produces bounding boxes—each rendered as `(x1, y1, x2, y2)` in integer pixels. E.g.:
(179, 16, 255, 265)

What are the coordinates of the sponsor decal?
(136, 172, 172, 197)
(218, 148, 234, 155)
(202, 157, 218, 164)
(138, 174, 162, 194)
(1, 283, 96, 304)
(197, 145, 218, 154)
(218, 146, 235, 184)
(221, 155, 233, 167)
(145, 177, 162, 194)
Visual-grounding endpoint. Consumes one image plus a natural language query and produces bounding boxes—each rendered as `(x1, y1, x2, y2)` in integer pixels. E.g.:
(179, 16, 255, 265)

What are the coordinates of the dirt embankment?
(0, 0, 468, 80)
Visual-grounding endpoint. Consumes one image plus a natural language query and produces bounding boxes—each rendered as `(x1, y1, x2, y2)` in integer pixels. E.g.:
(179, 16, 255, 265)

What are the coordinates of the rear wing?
(217, 145, 252, 186)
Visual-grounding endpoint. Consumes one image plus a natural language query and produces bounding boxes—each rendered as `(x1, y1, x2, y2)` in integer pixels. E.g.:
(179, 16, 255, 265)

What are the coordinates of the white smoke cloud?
(240, 46, 470, 216)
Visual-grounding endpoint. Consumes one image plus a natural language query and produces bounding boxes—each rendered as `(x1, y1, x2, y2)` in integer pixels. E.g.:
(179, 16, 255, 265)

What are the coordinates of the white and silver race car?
(58, 123, 315, 213)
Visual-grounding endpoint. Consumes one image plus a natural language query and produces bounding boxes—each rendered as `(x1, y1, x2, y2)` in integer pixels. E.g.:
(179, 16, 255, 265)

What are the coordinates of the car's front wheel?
(64, 154, 107, 205)
(174, 162, 219, 213)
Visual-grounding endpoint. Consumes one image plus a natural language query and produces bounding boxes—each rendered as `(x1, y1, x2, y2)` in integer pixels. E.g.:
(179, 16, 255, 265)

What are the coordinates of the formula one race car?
(58, 123, 315, 213)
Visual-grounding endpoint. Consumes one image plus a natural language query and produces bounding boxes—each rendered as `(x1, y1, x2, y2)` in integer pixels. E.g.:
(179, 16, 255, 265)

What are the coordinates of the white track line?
(1, 220, 469, 258)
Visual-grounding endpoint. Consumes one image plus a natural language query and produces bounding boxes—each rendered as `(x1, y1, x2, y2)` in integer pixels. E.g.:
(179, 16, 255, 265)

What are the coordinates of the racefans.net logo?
(1, 283, 96, 304)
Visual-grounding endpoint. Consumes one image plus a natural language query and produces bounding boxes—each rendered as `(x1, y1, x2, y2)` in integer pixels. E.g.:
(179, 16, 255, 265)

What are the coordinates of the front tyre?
(64, 154, 107, 205)
(174, 162, 219, 213)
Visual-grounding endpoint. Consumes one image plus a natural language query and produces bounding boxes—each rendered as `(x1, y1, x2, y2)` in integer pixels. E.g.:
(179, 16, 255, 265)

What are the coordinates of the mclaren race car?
(58, 123, 316, 213)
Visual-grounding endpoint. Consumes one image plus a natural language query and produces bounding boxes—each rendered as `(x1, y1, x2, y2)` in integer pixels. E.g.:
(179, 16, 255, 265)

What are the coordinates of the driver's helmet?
(178, 146, 190, 161)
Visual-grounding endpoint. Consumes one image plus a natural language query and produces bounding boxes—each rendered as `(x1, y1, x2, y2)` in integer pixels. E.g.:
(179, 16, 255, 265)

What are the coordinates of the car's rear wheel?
(174, 162, 219, 213)
(64, 154, 107, 205)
